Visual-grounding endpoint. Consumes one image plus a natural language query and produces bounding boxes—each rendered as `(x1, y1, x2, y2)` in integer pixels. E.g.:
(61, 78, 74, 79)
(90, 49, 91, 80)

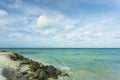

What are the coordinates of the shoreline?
(0, 51, 68, 80)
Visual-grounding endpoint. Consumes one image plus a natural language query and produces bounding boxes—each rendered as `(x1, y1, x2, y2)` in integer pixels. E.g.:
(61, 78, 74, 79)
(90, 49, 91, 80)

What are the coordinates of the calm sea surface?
(0, 48, 120, 80)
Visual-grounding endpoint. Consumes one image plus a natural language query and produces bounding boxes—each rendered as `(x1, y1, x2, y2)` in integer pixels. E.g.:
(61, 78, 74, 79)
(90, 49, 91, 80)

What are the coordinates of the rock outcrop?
(1, 52, 68, 80)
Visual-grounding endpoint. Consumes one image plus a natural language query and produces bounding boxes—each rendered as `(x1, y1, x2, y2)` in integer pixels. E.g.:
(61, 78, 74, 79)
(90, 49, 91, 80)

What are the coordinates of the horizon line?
(0, 47, 120, 49)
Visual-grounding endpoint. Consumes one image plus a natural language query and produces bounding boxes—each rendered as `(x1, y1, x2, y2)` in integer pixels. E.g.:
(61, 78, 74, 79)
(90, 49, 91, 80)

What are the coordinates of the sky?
(0, 0, 120, 48)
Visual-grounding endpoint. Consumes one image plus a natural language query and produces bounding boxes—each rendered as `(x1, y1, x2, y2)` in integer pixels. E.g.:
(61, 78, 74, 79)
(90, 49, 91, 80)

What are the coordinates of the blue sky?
(0, 0, 120, 48)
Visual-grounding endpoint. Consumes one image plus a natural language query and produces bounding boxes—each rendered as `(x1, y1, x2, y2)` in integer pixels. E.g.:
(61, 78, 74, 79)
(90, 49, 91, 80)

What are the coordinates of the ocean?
(0, 48, 120, 80)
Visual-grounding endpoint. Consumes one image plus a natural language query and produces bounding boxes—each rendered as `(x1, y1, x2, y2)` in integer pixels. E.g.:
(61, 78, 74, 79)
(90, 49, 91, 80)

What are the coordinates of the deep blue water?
(0, 48, 120, 80)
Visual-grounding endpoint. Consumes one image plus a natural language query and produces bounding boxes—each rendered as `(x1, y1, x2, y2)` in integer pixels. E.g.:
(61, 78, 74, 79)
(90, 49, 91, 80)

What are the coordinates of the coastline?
(0, 51, 68, 80)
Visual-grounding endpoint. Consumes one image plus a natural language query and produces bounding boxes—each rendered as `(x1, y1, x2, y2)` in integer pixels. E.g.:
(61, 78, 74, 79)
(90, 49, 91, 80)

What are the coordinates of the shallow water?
(0, 48, 120, 80)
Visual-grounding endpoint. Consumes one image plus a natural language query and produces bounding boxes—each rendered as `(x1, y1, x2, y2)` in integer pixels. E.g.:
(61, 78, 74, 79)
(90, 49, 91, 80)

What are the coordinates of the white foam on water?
(60, 66, 70, 71)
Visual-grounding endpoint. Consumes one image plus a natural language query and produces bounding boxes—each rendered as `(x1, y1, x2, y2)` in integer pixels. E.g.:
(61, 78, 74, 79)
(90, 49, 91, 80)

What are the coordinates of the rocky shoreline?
(0, 51, 68, 80)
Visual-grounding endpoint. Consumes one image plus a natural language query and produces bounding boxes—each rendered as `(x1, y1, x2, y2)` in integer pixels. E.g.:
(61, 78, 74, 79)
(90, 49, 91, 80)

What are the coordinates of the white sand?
(0, 52, 19, 69)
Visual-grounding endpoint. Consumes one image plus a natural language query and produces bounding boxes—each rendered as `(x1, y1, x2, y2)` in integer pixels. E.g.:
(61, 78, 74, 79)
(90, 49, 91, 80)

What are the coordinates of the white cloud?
(35, 14, 77, 39)
(36, 15, 64, 29)
(89, 32, 103, 38)
(43, 29, 54, 37)
(64, 24, 74, 31)
(51, 21, 106, 45)
(113, 33, 120, 39)
(0, 8, 111, 47)
(0, 9, 8, 16)
(79, 23, 106, 33)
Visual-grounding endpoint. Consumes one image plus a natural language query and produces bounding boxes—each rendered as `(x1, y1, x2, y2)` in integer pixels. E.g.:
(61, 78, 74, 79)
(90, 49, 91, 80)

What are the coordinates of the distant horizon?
(0, 47, 120, 49)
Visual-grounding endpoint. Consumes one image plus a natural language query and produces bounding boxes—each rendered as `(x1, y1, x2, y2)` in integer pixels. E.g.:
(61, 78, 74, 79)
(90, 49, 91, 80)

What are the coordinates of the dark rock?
(20, 61, 31, 65)
(63, 73, 69, 77)
(9, 54, 17, 61)
(22, 71, 27, 75)
(7, 52, 64, 80)
(30, 63, 39, 72)
(1, 51, 7, 52)
(46, 65, 56, 75)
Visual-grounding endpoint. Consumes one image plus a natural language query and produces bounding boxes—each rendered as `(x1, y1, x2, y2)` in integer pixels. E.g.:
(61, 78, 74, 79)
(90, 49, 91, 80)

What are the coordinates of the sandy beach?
(0, 52, 19, 69)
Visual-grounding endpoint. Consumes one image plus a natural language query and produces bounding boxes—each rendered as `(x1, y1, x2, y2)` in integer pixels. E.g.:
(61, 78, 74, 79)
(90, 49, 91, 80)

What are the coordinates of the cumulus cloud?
(0, 9, 8, 16)
(35, 14, 77, 39)
(36, 15, 64, 29)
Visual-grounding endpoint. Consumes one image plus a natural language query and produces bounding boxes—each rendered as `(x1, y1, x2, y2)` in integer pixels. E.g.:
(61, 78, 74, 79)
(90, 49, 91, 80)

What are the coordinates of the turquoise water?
(0, 48, 120, 80)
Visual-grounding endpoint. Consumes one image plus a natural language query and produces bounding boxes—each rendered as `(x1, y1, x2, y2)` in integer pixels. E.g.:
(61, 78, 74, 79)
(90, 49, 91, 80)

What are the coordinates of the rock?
(46, 65, 56, 75)
(48, 78, 56, 80)
(20, 61, 31, 65)
(32, 72, 38, 78)
(30, 62, 39, 72)
(22, 71, 27, 75)
(36, 69, 43, 74)
(24, 74, 29, 78)
(1, 51, 7, 52)
(39, 70, 47, 80)
(9, 53, 25, 61)
(9, 54, 17, 61)
(39, 63, 44, 68)
(1, 67, 25, 80)
(55, 69, 61, 75)
(4, 52, 64, 80)
(49, 75, 58, 79)
(30, 67, 36, 72)
(63, 73, 69, 77)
